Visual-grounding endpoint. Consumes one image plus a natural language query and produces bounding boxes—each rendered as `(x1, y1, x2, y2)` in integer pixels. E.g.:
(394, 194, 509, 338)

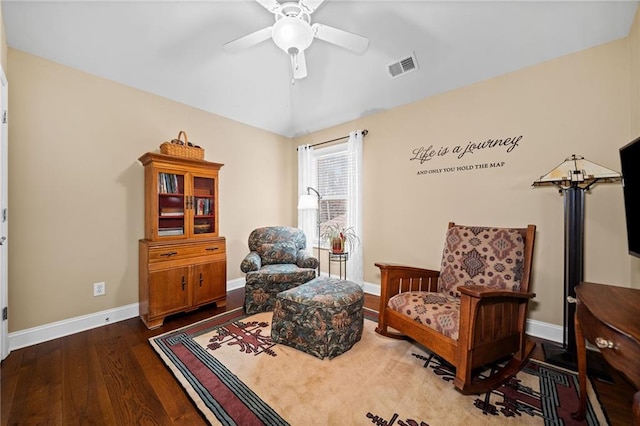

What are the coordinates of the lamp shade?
(272, 16, 313, 55)
(532, 154, 621, 189)
(297, 194, 318, 210)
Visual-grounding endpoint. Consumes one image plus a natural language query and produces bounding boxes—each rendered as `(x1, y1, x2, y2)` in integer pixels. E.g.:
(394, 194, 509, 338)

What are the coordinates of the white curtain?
(297, 144, 317, 256)
(346, 130, 364, 286)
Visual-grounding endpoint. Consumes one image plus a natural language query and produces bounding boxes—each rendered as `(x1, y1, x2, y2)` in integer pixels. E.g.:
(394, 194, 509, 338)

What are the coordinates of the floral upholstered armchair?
(241, 226, 319, 314)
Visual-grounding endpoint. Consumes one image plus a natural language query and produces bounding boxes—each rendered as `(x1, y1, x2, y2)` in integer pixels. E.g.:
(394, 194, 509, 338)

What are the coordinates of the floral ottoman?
(271, 276, 364, 360)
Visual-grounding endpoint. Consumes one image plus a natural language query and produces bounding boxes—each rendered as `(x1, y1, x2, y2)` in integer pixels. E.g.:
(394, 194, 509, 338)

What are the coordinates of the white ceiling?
(3, 1, 639, 137)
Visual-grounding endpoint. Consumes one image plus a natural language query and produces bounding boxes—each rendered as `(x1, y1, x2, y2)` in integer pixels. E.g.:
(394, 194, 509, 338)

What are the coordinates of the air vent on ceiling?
(387, 53, 419, 79)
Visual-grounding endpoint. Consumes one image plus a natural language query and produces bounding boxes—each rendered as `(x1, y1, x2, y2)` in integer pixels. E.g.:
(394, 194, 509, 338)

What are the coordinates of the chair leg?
(375, 314, 407, 339)
(453, 339, 536, 395)
(375, 309, 387, 335)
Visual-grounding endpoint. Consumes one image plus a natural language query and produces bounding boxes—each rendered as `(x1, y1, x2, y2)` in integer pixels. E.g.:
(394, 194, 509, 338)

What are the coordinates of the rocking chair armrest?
(458, 285, 535, 300)
(374, 263, 440, 278)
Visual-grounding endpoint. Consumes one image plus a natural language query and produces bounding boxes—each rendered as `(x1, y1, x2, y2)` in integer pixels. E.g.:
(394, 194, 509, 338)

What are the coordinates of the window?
(298, 129, 363, 285)
(315, 144, 350, 248)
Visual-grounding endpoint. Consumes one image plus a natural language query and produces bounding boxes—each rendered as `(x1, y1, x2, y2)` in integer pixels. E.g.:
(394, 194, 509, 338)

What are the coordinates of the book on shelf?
(160, 211, 184, 217)
(158, 227, 184, 236)
(193, 223, 211, 234)
(158, 173, 180, 194)
(195, 198, 213, 216)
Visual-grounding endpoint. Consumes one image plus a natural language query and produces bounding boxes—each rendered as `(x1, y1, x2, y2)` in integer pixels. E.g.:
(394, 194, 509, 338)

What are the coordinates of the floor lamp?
(298, 186, 322, 277)
(533, 154, 621, 374)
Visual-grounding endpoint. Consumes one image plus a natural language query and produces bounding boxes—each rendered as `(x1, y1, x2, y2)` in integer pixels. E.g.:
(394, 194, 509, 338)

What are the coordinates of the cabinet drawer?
(148, 241, 225, 262)
(577, 303, 640, 385)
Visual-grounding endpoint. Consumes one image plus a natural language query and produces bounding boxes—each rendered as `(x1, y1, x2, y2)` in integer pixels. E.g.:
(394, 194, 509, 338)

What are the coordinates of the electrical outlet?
(93, 281, 106, 297)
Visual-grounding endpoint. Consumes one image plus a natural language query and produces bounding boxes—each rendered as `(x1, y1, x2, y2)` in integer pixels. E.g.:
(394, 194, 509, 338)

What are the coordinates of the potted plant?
(320, 223, 360, 254)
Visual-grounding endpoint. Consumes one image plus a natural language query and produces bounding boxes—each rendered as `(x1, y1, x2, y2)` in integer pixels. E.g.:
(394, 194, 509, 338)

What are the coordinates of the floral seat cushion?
(271, 276, 364, 359)
(388, 225, 526, 341)
(245, 264, 316, 285)
(388, 291, 461, 340)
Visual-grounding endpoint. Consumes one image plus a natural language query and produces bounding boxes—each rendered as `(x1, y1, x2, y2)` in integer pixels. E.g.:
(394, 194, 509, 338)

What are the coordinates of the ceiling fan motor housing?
(278, 2, 311, 20)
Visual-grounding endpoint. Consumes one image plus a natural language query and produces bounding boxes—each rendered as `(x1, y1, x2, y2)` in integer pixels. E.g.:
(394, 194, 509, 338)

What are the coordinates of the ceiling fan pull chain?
(291, 53, 297, 85)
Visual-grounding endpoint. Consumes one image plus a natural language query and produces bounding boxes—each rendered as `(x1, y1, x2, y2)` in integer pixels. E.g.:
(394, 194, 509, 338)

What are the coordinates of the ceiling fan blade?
(299, 0, 325, 14)
(311, 23, 369, 54)
(292, 51, 308, 79)
(223, 26, 273, 52)
(256, 0, 282, 14)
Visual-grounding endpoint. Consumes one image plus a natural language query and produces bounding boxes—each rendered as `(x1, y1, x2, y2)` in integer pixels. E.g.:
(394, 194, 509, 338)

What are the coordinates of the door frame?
(1, 65, 8, 360)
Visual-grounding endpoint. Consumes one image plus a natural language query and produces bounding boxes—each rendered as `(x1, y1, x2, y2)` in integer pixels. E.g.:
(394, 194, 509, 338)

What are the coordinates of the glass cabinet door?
(157, 171, 186, 238)
(190, 175, 216, 237)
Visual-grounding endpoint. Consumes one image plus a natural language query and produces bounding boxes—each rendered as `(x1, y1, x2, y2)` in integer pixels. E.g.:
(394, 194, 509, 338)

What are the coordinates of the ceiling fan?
(223, 0, 369, 80)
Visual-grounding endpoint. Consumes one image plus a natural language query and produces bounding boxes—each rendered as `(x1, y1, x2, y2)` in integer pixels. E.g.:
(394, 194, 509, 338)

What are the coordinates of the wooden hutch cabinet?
(138, 152, 226, 329)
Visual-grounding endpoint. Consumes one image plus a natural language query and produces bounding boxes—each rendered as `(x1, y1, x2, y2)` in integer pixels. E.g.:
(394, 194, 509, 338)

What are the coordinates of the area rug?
(150, 308, 609, 426)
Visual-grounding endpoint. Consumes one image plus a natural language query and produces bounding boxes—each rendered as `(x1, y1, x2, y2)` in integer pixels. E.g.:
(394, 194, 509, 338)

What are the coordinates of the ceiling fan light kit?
(272, 16, 313, 55)
(224, 0, 369, 80)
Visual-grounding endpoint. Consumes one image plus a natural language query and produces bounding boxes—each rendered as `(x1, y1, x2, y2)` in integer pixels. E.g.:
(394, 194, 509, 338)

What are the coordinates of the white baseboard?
(8, 303, 139, 351)
(362, 280, 381, 297)
(8, 278, 248, 352)
(525, 318, 563, 343)
(7, 277, 563, 352)
(227, 277, 245, 291)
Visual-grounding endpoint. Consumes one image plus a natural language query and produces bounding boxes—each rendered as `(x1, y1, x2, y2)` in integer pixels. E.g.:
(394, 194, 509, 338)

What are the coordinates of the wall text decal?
(416, 162, 505, 175)
(410, 135, 523, 176)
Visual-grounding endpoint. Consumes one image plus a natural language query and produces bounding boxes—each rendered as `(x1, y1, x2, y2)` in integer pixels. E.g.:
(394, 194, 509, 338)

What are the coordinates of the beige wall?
(295, 33, 639, 326)
(631, 7, 640, 138)
(6, 7, 639, 333)
(7, 49, 294, 331)
(629, 7, 640, 286)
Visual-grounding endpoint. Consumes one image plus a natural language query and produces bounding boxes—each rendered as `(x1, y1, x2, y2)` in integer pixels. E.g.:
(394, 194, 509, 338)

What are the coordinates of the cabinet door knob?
(595, 337, 615, 349)
(199, 272, 203, 287)
(181, 276, 186, 291)
(206, 247, 219, 251)
(160, 251, 178, 257)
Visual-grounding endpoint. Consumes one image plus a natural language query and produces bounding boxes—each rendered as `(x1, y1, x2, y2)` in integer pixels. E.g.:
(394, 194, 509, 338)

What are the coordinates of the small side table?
(328, 252, 349, 280)
(572, 282, 640, 424)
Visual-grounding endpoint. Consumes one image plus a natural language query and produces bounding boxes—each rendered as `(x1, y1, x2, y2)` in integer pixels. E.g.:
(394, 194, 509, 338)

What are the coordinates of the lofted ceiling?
(3, 0, 639, 138)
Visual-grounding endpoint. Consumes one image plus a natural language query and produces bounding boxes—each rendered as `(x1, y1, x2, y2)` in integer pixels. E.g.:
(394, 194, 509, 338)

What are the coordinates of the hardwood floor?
(1, 289, 635, 425)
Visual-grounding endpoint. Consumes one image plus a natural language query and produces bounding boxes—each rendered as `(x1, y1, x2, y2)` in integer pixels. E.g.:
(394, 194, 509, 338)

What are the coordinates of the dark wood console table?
(573, 282, 640, 424)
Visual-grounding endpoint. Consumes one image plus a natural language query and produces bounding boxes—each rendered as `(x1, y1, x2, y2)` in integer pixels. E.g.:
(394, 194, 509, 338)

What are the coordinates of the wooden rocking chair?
(375, 223, 536, 394)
